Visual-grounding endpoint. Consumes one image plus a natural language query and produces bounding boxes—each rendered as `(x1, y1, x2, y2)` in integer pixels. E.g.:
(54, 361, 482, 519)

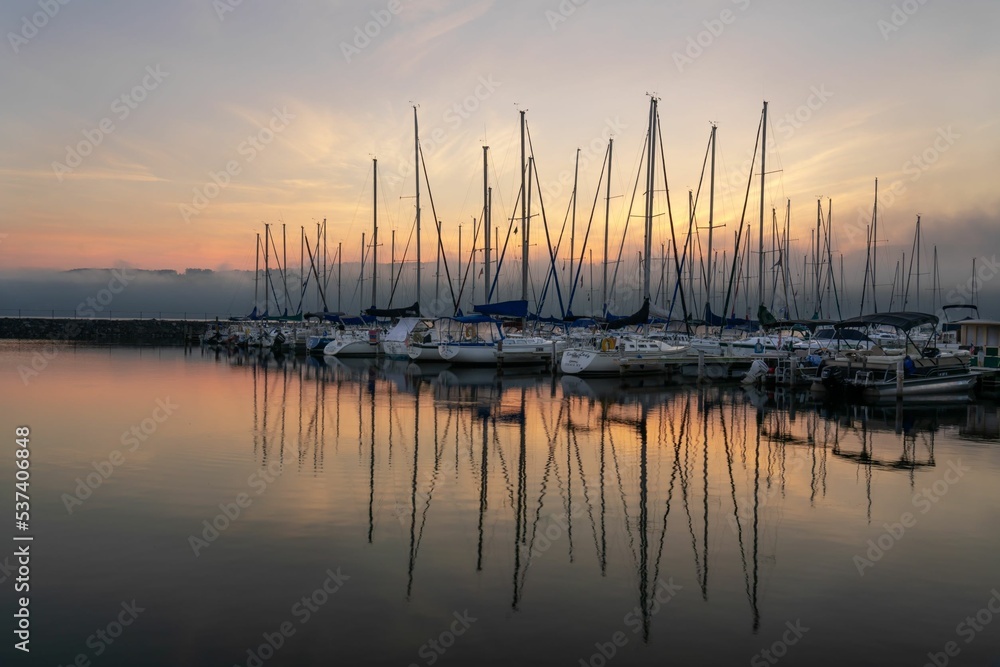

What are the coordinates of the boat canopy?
(447, 314, 497, 324)
(703, 303, 760, 329)
(764, 318, 836, 332)
(363, 301, 420, 318)
(336, 314, 376, 326)
(606, 299, 649, 330)
(834, 312, 938, 331)
(473, 299, 528, 318)
(304, 311, 345, 322)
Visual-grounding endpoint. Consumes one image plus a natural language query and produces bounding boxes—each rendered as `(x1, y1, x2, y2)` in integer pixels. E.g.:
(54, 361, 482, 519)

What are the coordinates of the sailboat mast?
(414, 107, 422, 311)
(915, 215, 921, 310)
(706, 123, 716, 316)
(570, 148, 580, 301)
(758, 101, 767, 309)
(872, 178, 879, 312)
(283, 223, 288, 313)
(264, 223, 270, 317)
(520, 110, 528, 302)
(783, 199, 792, 318)
(483, 145, 490, 303)
(338, 241, 342, 312)
(603, 138, 613, 314)
(815, 199, 822, 314)
(372, 158, 378, 309)
(254, 232, 260, 314)
(643, 97, 657, 302)
(299, 226, 304, 314)
(526, 155, 533, 311)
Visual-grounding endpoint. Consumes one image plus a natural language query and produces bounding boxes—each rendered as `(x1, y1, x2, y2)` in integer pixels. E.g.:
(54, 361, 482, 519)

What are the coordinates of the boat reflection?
(207, 346, 996, 641)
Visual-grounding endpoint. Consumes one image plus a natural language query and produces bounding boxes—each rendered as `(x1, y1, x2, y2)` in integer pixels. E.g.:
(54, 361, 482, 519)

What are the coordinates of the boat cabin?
(959, 319, 1000, 368)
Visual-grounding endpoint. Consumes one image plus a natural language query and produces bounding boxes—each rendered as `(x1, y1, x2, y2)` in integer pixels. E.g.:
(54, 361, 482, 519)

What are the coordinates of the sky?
(1, 0, 998, 317)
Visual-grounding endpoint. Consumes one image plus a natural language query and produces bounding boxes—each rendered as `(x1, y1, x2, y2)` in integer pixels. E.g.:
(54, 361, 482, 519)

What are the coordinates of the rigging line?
(656, 113, 691, 331)
(388, 210, 417, 306)
(569, 142, 610, 313)
(609, 132, 648, 310)
(418, 143, 459, 313)
(488, 181, 523, 302)
(720, 112, 763, 328)
(525, 125, 567, 318)
(455, 212, 483, 308)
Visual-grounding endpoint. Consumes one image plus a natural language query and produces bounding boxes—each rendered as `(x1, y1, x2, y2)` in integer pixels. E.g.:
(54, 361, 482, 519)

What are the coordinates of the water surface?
(1, 342, 998, 666)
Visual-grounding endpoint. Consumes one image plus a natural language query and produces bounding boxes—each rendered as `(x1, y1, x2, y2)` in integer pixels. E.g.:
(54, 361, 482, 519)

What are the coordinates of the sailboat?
(324, 158, 385, 357)
(560, 98, 688, 375)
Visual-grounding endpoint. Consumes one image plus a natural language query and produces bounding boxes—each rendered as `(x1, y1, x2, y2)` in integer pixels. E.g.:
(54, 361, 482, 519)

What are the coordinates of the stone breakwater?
(0, 318, 201, 344)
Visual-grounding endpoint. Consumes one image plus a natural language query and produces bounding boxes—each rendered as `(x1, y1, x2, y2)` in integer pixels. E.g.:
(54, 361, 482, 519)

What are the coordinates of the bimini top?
(834, 312, 938, 330)
(763, 318, 836, 332)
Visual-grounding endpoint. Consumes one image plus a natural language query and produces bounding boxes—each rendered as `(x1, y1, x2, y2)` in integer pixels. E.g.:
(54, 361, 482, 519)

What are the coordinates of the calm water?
(1, 342, 999, 666)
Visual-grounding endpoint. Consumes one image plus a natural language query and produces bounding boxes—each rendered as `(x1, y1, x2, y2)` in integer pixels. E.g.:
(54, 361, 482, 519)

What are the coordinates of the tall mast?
(337, 241, 342, 312)
(316, 221, 322, 311)
(783, 199, 792, 318)
(915, 215, 921, 310)
(526, 155, 533, 309)
(932, 245, 939, 313)
(520, 109, 528, 302)
(872, 178, 879, 312)
(603, 138, 613, 314)
(414, 107, 422, 312)
(299, 226, 304, 315)
(758, 101, 767, 309)
(643, 96, 657, 302)
(372, 158, 378, 309)
(815, 199, 822, 315)
(570, 148, 580, 301)
(282, 223, 288, 313)
(264, 223, 270, 317)
(483, 145, 490, 303)
(706, 123, 716, 316)
(254, 232, 260, 315)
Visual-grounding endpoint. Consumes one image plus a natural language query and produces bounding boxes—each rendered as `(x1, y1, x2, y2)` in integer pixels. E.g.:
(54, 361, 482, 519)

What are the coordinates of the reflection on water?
(2, 343, 999, 666)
